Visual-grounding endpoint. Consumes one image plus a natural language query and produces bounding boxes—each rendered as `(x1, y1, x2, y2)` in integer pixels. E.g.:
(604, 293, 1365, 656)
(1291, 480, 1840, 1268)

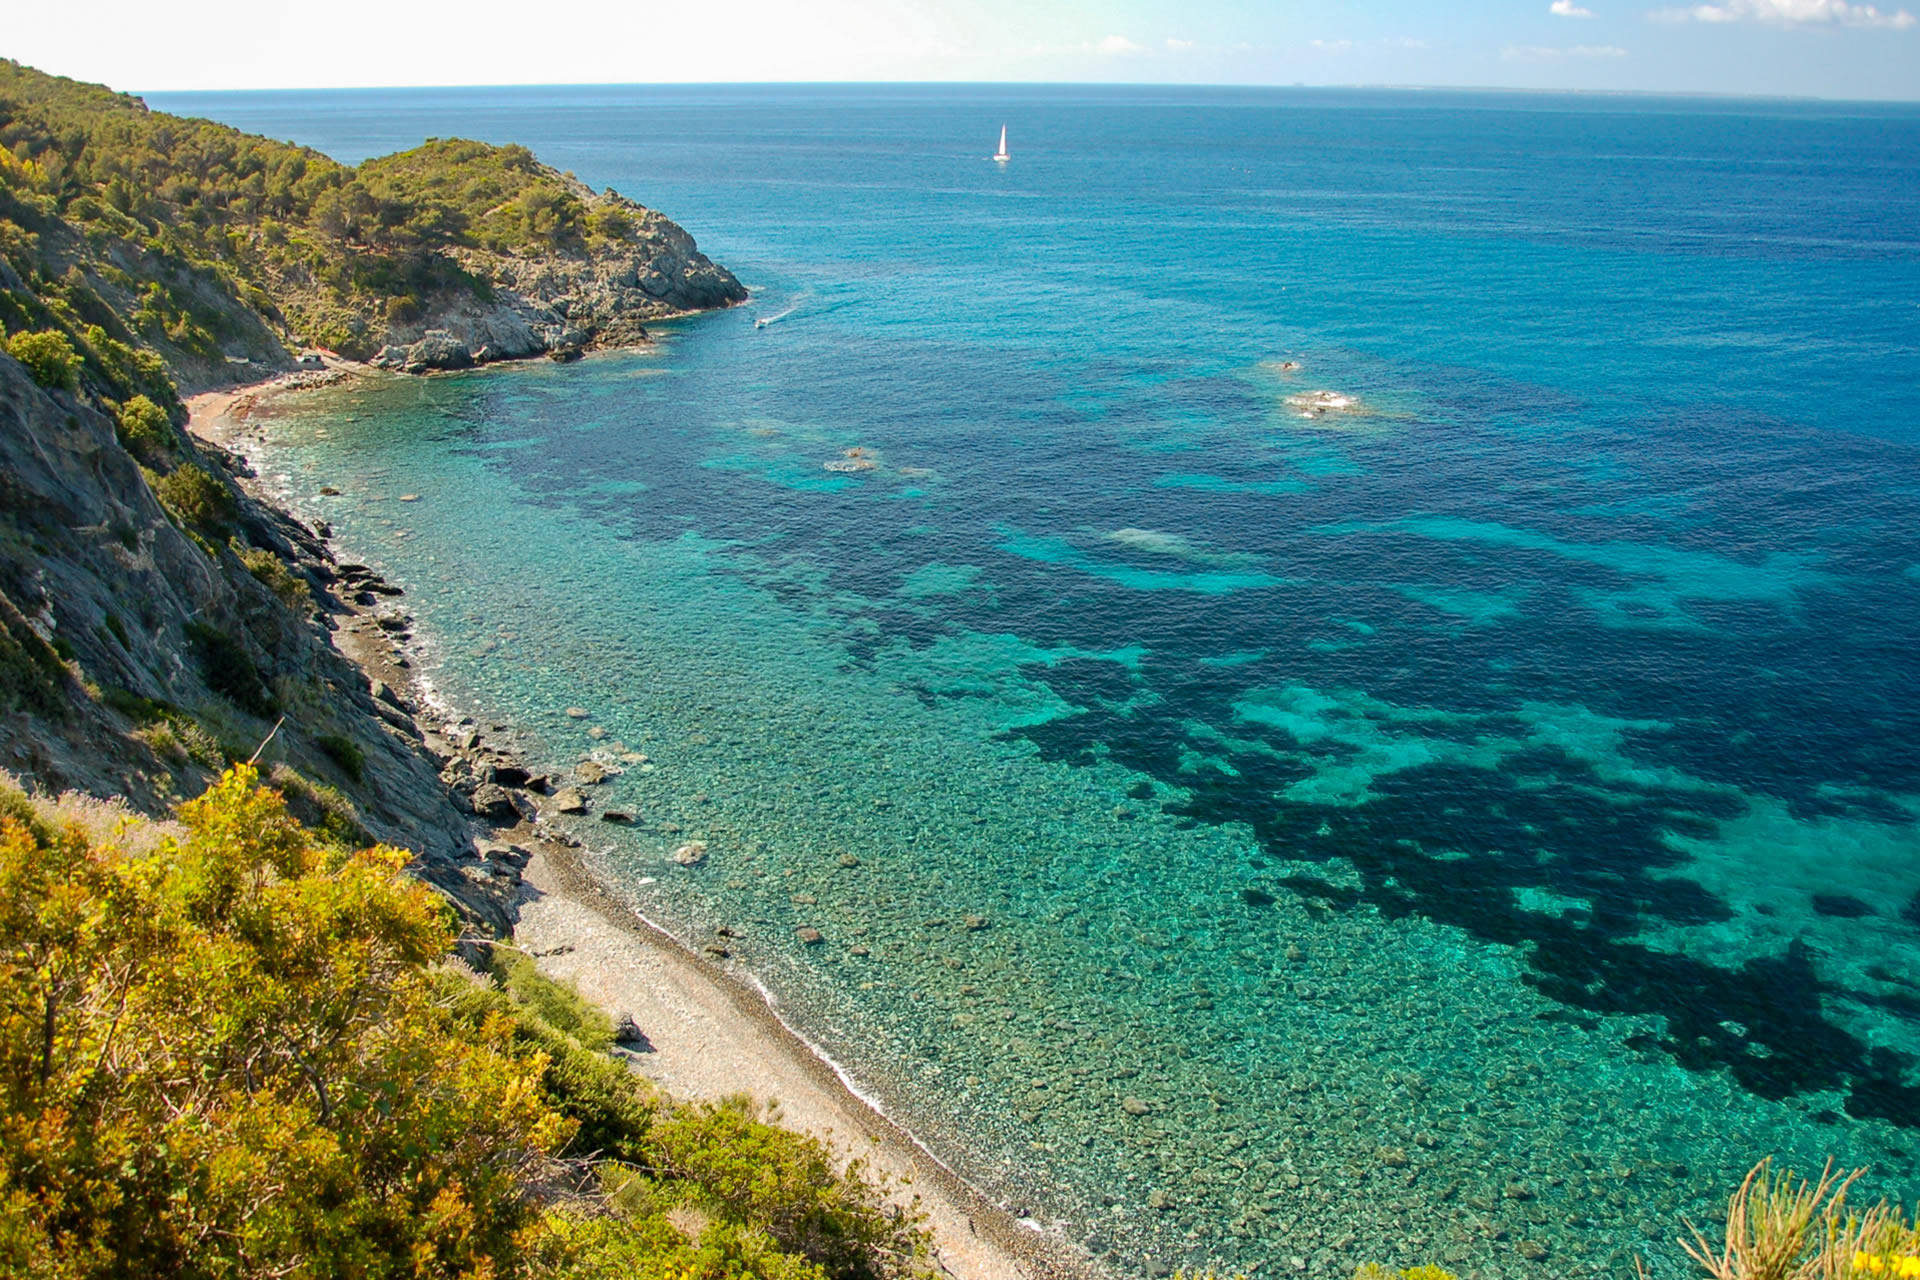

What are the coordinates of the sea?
(150, 83, 1920, 1278)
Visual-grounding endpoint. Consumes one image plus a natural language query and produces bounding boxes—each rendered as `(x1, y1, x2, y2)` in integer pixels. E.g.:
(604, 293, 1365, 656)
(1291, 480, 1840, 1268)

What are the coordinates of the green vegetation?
(0, 766, 930, 1278)
(314, 731, 365, 782)
(0, 590, 67, 716)
(0, 60, 667, 367)
(235, 541, 311, 610)
(4, 329, 77, 390)
(183, 620, 276, 718)
(150, 462, 234, 533)
(113, 392, 170, 456)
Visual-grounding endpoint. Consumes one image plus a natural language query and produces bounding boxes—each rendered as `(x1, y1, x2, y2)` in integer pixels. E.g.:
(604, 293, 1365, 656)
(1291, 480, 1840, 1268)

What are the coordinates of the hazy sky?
(9, 0, 1919, 99)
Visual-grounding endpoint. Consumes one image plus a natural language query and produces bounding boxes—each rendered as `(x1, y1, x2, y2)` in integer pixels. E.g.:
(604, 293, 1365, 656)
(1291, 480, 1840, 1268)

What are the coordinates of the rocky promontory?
(0, 63, 745, 388)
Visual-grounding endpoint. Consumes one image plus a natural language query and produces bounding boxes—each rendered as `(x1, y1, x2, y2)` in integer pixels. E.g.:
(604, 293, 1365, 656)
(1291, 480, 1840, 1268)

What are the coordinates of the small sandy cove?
(187, 373, 1089, 1280)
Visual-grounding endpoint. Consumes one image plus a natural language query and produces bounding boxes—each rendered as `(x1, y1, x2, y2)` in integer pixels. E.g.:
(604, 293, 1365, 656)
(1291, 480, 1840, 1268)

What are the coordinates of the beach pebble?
(965, 915, 990, 931)
(1518, 1241, 1550, 1261)
(672, 841, 708, 866)
(796, 926, 825, 945)
(586, 726, 609, 740)
(837, 852, 861, 868)
(850, 944, 871, 956)
(565, 706, 590, 719)
(1122, 1096, 1151, 1116)
(576, 761, 609, 784)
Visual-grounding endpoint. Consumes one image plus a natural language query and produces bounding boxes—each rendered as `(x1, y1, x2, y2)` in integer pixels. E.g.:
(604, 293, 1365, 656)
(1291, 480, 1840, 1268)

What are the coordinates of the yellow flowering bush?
(0, 767, 929, 1279)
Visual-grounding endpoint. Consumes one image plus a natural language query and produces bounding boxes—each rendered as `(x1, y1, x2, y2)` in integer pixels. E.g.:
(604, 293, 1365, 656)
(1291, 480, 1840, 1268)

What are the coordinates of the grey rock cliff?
(0, 352, 507, 931)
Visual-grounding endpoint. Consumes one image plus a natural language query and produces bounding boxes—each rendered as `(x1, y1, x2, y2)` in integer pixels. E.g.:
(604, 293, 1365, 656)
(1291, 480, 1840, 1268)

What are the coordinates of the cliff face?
(0, 352, 508, 930)
(365, 184, 747, 372)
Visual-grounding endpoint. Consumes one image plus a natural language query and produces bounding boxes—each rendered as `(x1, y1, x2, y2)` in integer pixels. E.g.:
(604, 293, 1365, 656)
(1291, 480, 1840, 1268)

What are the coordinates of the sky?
(7, 0, 1919, 99)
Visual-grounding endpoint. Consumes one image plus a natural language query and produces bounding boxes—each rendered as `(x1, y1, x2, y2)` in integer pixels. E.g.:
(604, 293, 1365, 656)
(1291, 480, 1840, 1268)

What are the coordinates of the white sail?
(994, 125, 1009, 161)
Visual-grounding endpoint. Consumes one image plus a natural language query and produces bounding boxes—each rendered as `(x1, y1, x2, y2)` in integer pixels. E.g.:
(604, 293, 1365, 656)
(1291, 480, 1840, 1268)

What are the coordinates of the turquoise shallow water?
(168, 85, 1920, 1278)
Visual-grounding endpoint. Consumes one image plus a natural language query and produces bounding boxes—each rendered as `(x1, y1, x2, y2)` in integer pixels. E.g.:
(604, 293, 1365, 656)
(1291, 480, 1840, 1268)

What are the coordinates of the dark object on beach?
(469, 784, 521, 824)
(613, 1013, 654, 1052)
(1242, 888, 1276, 908)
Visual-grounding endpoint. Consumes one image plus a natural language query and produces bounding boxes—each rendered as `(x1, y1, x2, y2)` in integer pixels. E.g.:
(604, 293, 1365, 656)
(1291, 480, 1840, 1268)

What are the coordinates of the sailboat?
(992, 124, 1009, 163)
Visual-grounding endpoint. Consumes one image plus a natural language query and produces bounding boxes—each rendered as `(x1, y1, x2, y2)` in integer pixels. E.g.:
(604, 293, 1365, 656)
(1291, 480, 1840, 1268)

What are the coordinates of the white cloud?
(1387, 36, 1430, 47)
(1651, 0, 1915, 24)
(1165, 37, 1194, 51)
(1093, 34, 1141, 54)
(1501, 42, 1630, 56)
(1552, 0, 1596, 15)
(1310, 38, 1356, 51)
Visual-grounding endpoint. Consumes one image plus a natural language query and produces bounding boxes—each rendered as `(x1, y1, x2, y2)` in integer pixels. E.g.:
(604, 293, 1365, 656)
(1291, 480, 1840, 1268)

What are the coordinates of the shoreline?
(186, 370, 1093, 1280)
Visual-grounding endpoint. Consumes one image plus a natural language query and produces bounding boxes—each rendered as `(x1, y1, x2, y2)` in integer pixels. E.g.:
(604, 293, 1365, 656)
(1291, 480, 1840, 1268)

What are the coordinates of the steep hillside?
(0, 348, 510, 929)
(0, 59, 745, 385)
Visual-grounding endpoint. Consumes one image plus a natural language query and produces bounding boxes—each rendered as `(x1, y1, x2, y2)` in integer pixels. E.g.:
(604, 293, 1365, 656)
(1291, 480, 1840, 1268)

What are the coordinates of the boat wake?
(755, 295, 862, 329)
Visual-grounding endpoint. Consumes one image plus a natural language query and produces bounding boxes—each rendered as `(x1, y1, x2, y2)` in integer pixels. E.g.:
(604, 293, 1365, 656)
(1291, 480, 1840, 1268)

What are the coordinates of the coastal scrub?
(0, 766, 929, 1278)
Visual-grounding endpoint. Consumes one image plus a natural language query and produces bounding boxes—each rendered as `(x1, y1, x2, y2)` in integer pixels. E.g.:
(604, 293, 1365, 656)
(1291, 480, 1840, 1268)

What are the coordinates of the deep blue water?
(160, 85, 1920, 1277)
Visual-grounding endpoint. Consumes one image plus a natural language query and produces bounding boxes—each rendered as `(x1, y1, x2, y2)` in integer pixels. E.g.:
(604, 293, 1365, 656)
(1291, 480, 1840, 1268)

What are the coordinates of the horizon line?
(136, 78, 1920, 107)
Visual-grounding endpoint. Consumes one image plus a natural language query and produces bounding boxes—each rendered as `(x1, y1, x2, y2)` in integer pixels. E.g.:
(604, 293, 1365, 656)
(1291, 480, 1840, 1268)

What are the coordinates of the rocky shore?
(187, 372, 1093, 1280)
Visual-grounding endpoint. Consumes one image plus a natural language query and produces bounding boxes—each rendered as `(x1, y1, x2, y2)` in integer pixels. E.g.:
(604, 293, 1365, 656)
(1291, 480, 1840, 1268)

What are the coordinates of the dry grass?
(1681, 1159, 1917, 1280)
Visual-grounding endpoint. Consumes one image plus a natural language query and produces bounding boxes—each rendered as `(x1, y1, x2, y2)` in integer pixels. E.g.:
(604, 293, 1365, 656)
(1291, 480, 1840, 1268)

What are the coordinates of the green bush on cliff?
(184, 620, 277, 719)
(234, 542, 312, 611)
(114, 392, 171, 456)
(0, 765, 929, 1279)
(150, 462, 235, 534)
(314, 732, 365, 782)
(5, 329, 77, 390)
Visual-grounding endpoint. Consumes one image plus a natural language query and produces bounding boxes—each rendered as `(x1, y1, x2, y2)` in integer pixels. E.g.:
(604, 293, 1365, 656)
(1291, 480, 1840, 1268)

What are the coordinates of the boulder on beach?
(469, 784, 521, 823)
(548, 788, 589, 815)
(671, 840, 708, 866)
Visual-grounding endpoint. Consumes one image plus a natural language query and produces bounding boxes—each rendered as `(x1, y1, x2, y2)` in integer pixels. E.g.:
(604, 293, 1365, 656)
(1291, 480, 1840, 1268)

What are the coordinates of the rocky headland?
(0, 61, 745, 390)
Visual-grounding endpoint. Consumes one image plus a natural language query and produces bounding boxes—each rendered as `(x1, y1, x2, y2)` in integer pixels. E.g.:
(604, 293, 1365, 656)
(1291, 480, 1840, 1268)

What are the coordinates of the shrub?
(491, 946, 616, 1052)
(590, 205, 634, 241)
(114, 393, 172, 455)
(150, 463, 234, 533)
(184, 620, 277, 718)
(0, 764, 930, 1279)
(234, 542, 312, 610)
(5, 328, 77, 390)
(268, 763, 372, 848)
(0, 766, 560, 1277)
(314, 732, 364, 782)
